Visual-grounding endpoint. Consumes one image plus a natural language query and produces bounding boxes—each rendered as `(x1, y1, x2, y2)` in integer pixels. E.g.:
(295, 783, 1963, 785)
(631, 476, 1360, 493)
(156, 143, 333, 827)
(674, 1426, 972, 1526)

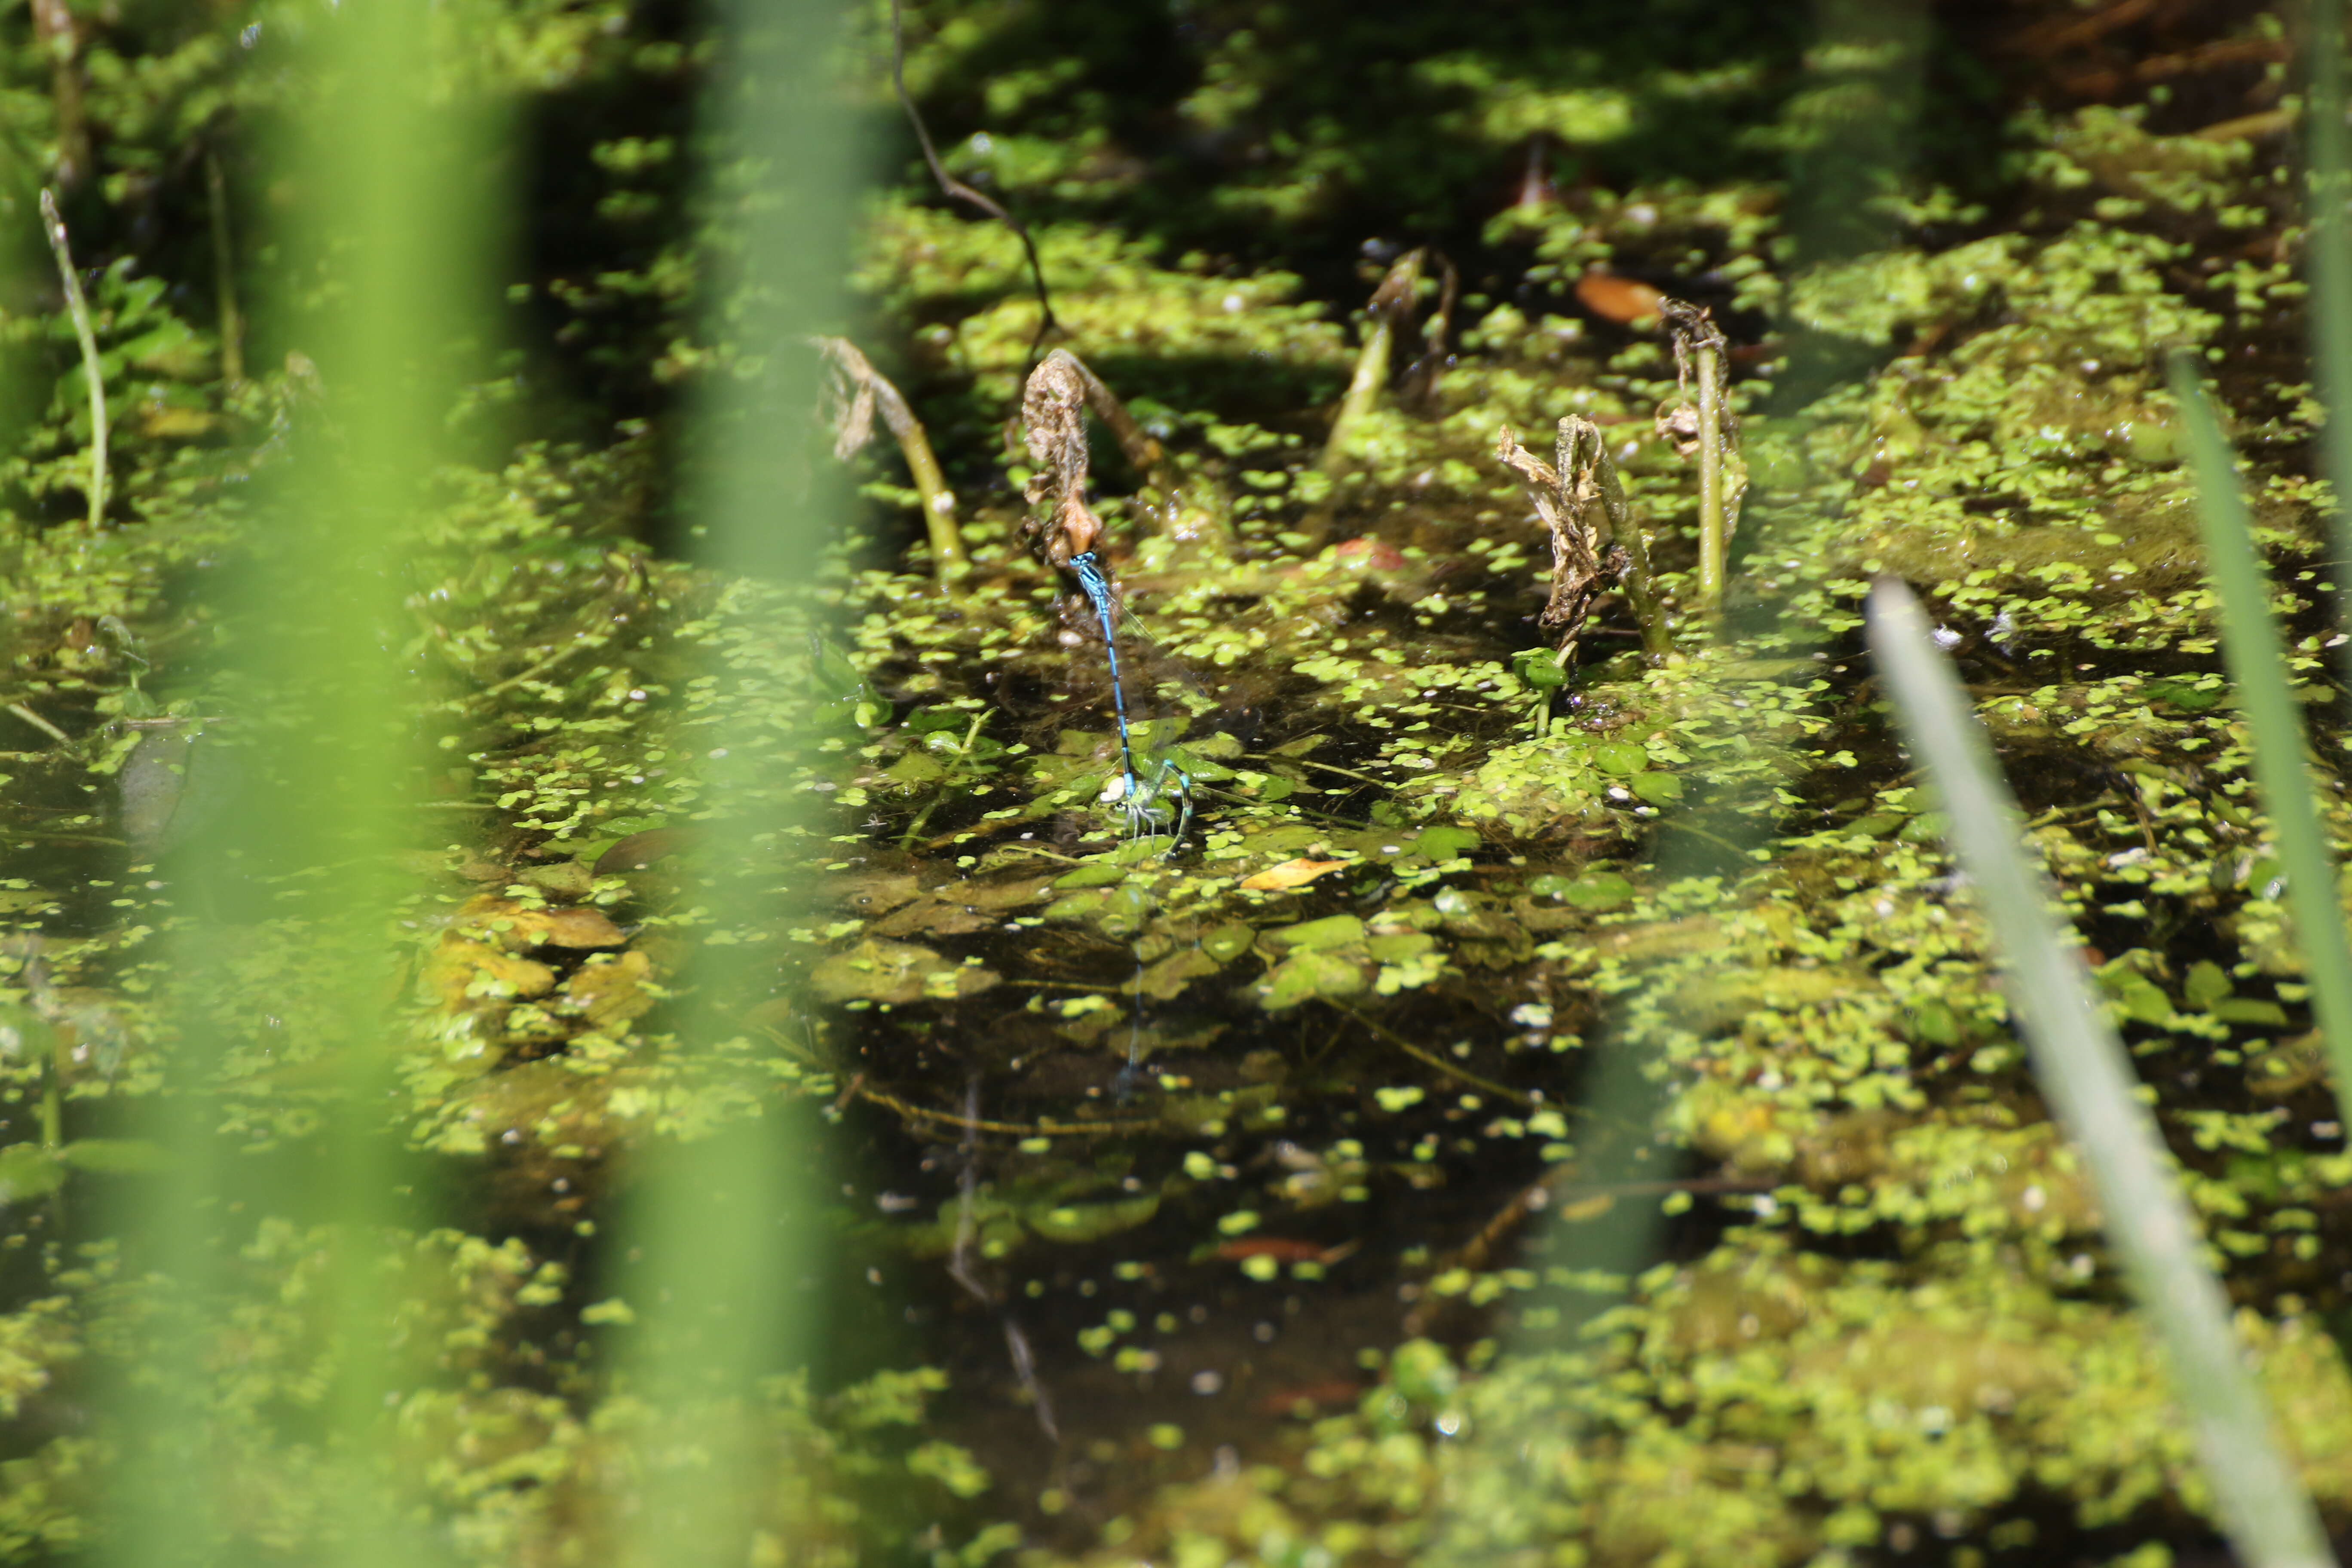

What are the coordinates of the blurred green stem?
(1308, 248, 1423, 544)
(1695, 338, 1726, 619)
(41, 190, 106, 531)
(1869, 576, 2337, 1568)
(205, 147, 246, 389)
(2169, 354, 2352, 1122)
(2306, 0, 2352, 683)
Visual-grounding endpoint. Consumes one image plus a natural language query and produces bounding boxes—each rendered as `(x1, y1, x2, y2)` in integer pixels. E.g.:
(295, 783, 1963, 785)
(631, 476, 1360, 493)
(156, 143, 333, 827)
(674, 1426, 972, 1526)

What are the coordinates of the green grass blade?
(2306, 0, 2352, 680)
(2168, 355, 2352, 1124)
(1867, 577, 2337, 1568)
(609, 1, 863, 1562)
(103, 4, 492, 1562)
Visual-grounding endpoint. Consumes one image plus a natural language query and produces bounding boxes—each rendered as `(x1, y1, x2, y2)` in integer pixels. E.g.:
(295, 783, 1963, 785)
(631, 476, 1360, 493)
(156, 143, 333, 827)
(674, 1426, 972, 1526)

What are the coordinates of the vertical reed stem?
(2305, 0, 2352, 686)
(1695, 336, 1725, 624)
(205, 147, 246, 389)
(40, 189, 106, 531)
(2171, 355, 2352, 1121)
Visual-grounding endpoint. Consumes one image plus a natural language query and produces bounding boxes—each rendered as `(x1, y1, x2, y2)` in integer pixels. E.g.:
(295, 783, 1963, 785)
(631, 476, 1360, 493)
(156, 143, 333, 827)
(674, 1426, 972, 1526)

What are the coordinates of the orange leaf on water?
(1574, 272, 1665, 324)
(1240, 858, 1348, 891)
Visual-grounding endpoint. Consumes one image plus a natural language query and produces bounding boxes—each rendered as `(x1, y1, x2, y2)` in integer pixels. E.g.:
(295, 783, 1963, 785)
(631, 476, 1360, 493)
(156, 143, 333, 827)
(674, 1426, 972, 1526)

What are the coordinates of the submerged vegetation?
(0, 0, 2348, 1565)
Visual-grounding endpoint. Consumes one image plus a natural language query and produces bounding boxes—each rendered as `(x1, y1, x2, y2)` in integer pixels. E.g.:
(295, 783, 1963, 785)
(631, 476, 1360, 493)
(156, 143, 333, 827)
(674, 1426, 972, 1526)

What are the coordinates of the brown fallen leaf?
(450, 894, 627, 951)
(1574, 272, 1665, 324)
(562, 949, 656, 1029)
(423, 938, 557, 1009)
(1240, 858, 1349, 891)
(536, 906, 628, 949)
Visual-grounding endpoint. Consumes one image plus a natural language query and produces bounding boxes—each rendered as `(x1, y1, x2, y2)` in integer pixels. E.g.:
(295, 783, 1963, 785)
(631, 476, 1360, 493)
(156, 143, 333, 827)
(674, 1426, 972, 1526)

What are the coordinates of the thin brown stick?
(30, 0, 89, 190)
(889, 0, 1057, 366)
(1335, 1002, 1535, 1109)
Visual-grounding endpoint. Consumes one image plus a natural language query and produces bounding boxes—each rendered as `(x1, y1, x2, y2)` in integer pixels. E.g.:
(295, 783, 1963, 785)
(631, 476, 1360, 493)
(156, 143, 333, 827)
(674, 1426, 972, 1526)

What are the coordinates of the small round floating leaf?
(1560, 873, 1635, 911)
(1629, 771, 1683, 805)
(1202, 922, 1257, 962)
(1025, 1194, 1160, 1244)
(1267, 914, 1367, 951)
(1388, 1338, 1458, 1406)
(1592, 741, 1648, 776)
(1412, 825, 1481, 861)
(1255, 950, 1369, 1010)
(1511, 649, 1568, 690)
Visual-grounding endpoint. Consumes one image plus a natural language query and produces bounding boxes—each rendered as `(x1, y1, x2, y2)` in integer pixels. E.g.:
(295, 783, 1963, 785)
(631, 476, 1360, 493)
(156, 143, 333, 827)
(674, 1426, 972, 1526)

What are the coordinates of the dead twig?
(7, 703, 70, 746)
(1496, 417, 1672, 667)
(816, 336, 969, 591)
(888, 0, 1057, 369)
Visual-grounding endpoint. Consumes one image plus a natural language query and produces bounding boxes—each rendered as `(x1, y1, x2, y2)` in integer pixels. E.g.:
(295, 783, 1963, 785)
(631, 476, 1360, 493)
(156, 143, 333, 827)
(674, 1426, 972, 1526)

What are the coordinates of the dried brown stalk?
(888, 0, 1057, 366)
(817, 336, 968, 590)
(1020, 351, 1102, 570)
(1050, 347, 1234, 552)
(1496, 416, 1670, 664)
(1056, 350, 1168, 494)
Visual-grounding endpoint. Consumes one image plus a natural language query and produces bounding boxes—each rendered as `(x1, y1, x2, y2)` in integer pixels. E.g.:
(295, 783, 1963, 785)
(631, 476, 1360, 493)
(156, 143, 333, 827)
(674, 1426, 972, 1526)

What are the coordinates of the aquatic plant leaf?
(1592, 741, 1647, 775)
(1629, 771, 1682, 805)
(809, 939, 997, 1005)
(1201, 923, 1256, 963)
(1136, 949, 1221, 1001)
(1556, 873, 1634, 910)
(1025, 1194, 1159, 1244)
(563, 951, 655, 1030)
(0, 1145, 63, 1202)
(2183, 962, 2232, 1011)
(1253, 949, 1370, 1011)
(424, 939, 558, 1008)
(1266, 915, 1367, 952)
